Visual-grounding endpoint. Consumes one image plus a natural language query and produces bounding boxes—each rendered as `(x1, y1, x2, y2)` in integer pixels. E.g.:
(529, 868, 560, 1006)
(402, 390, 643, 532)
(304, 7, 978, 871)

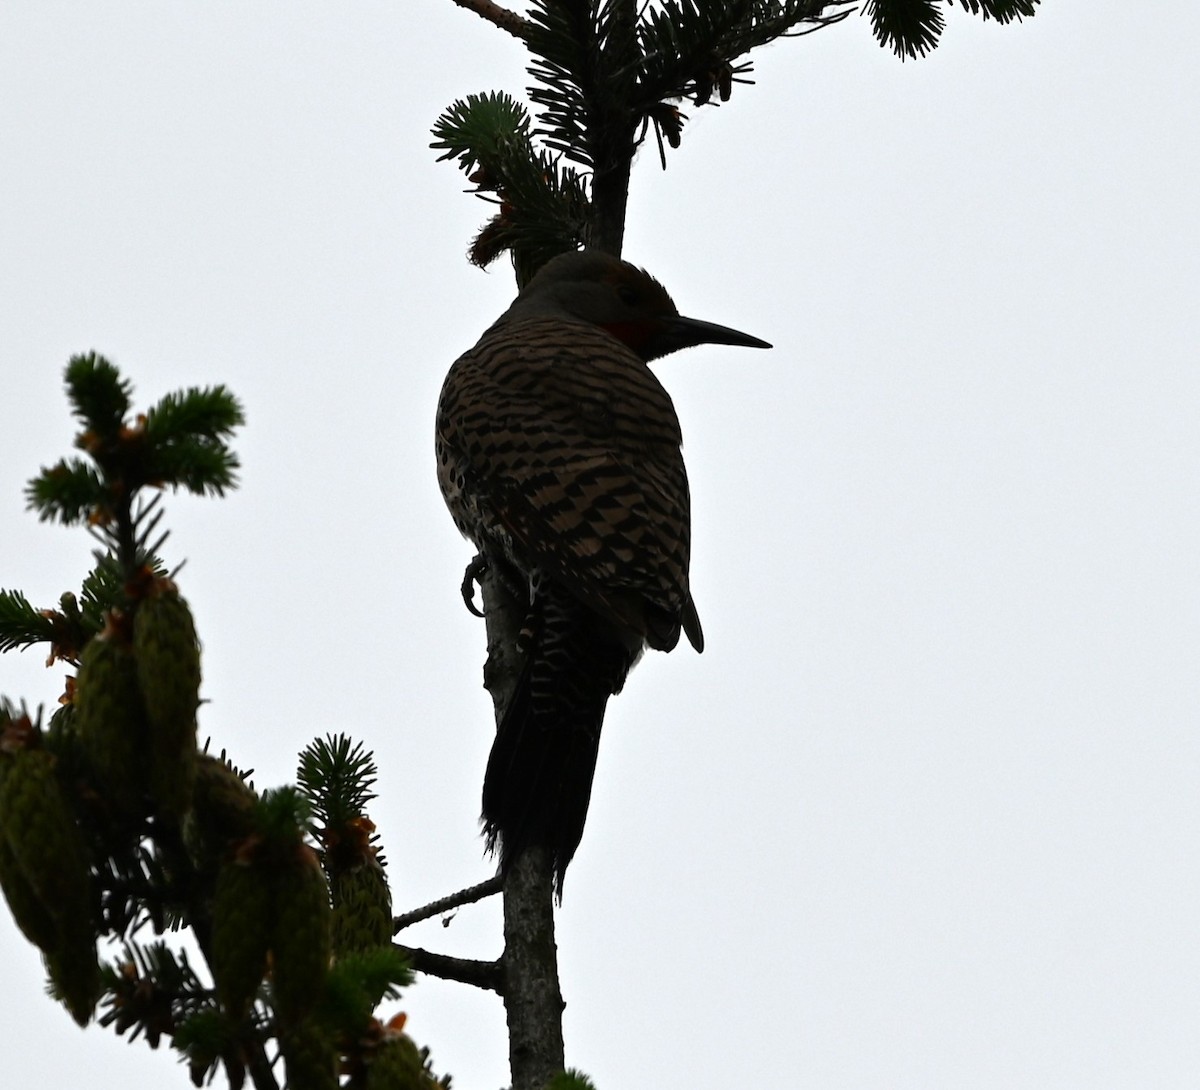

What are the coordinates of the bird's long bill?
(665, 315, 772, 353)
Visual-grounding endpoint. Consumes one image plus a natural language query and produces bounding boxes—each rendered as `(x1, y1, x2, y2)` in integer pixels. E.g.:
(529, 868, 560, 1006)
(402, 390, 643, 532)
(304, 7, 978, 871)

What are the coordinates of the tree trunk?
(480, 567, 566, 1090)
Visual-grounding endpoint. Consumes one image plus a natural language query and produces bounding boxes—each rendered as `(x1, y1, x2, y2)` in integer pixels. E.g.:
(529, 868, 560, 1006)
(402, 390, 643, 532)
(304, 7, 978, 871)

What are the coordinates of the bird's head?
(505, 249, 771, 362)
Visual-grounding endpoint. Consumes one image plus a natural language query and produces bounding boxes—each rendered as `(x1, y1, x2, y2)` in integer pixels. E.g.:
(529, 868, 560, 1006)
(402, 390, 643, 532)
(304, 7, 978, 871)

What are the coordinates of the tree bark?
(584, 0, 636, 258)
(501, 846, 565, 1090)
(476, 6, 639, 1084)
(480, 565, 567, 1090)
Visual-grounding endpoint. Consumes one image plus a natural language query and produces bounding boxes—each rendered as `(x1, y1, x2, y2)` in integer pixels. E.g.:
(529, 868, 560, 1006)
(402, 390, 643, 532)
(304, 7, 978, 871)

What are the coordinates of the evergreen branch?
(142, 386, 244, 497)
(0, 589, 60, 654)
(323, 947, 413, 1031)
(866, 0, 1038, 58)
(25, 457, 108, 525)
(171, 1007, 240, 1088)
(143, 439, 241, 498)
(865, 0, 942, 56)
(392, 875, 503, 933)
(123, 497, 170, 572)
(80, 554, 144, 625)
(0, 584, 100, 663)
(636, 0, 753, 102)
(99, 942, 211, 1048)
(636, 1, 855, 109)
(470, 144, 592, 281)
(28, 363, 244, 527)
(174, 1006, 278, 1090)
(525, 0, 609, 169)
(433, 92, 591, 274)
(143, 386, 244, 446)
(954, 0, 1039, 21)
(547, 1072, 598, 1090)
(64, 352, 133, 441)
(449, 0, 532, 41)
(257, 786, 316, 844)
(521, 0, 856, 189)
(431, 90, 534, 176)
(297, 734, 379, 832)
(522, 0, 644, 246)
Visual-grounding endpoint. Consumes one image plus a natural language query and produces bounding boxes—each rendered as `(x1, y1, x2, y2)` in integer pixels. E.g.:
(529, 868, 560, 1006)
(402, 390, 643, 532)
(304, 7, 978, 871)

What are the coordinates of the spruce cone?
(185, 753, 258, 872)
(271, 844, 331, 1027)
(0, 748, 92, 920)
(331, 857, 392, 957)
(133, 587, 201, 818)
(211, 848, 273, 1018)
(0, 834, 59, 951)
(0, 744, 99, 1025)
(279, 1017, 339, 1090)
(43, 912, 102, 1027)
(75, 631, 148, 821)
(365, 1032, 434, 1090)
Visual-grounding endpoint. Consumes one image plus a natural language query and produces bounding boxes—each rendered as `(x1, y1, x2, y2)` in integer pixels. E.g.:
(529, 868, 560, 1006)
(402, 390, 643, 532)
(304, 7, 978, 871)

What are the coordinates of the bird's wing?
(437, 317, 697, 650)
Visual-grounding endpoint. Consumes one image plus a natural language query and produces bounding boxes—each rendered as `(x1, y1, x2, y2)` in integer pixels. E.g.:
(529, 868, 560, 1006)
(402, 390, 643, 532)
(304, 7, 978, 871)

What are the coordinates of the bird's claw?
(461, 555, 488, 618)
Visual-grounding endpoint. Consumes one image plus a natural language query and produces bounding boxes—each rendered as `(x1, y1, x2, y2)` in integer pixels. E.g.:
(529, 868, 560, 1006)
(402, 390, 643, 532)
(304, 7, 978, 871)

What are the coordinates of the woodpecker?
(435, 249, 769, 892)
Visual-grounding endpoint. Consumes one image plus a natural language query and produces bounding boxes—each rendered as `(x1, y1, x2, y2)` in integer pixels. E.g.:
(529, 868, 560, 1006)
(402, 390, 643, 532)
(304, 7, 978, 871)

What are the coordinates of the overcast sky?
(2, 3, 1198, 1088)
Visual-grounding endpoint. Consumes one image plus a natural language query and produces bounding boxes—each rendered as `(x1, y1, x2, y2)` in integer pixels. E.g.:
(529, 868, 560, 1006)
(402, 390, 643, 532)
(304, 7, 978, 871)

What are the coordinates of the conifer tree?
(0, 4, 1039, 1088)
(429, 3, 1039, 1087)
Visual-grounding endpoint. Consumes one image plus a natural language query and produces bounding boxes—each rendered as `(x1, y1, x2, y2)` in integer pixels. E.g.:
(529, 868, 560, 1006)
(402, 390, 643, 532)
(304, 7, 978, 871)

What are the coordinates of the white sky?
(2, 2, 1198, 1088)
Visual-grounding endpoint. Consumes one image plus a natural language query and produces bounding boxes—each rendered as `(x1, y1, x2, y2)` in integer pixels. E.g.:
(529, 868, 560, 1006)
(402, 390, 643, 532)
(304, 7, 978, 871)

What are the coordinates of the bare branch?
(394, 943, 504, 993)
(392, 875, 504, 933)
(449, 0, 531, 41)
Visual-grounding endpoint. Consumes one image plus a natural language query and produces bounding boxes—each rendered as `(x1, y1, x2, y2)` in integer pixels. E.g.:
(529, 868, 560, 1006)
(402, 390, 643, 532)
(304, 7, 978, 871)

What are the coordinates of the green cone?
(75, 632, 148, 821)
(0, 745, 99, 1025)
(185, 753, 258, 872)
(365, 1033, 432, 1090)
(279, 1016, 339, 1090)
(211, 853, 273, 1018)
(43, 910, 102, 1026)
(331, 857, 393, 958)
(134, 588, 201, 818)
(0, 748, 92, 920)
(271, 846, 331, 1027)
(0, 833, 59, 952)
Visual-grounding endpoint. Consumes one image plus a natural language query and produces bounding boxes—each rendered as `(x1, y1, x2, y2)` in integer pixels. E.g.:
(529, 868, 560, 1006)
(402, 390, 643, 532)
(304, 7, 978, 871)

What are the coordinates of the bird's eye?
(617, 284, 641, 306)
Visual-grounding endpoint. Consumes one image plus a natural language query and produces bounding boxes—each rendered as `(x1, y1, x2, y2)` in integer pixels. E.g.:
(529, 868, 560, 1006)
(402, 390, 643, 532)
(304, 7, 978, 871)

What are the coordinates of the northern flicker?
(435, 249, 769, 892)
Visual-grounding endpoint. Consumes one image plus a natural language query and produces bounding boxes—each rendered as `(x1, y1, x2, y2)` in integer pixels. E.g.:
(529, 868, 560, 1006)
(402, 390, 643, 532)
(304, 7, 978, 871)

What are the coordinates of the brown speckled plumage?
(435, 249, 768, 890)
(437, 313, 699, 653)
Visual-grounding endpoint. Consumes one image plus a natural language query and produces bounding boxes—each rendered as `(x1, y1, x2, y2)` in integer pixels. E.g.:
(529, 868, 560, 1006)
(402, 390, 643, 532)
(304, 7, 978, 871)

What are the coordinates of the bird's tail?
(482, 585, 638, 896)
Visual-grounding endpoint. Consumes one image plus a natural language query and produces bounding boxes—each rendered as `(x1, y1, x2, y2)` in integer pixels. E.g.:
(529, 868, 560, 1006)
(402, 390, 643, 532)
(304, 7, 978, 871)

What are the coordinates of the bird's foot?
(460, 554, 488, 618)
